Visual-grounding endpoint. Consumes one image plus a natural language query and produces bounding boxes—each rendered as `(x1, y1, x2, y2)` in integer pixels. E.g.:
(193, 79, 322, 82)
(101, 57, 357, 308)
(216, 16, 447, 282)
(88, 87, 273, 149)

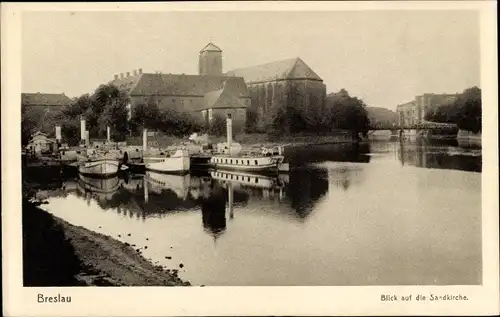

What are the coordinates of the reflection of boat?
(210, 170, 283, 189)
(143, 149, 190, 174)
(77, 174, 122, 194)
(144, 171, 190, 200)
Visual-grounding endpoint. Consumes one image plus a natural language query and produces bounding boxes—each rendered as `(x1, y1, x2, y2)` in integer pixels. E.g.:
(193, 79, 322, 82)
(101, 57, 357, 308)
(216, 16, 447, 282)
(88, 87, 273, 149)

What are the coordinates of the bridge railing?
(369, 122, 458, 130)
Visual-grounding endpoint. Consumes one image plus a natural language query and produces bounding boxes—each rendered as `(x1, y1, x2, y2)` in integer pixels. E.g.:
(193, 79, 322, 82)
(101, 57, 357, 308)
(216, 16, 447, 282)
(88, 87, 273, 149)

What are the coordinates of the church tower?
(199, 42, 223, 76)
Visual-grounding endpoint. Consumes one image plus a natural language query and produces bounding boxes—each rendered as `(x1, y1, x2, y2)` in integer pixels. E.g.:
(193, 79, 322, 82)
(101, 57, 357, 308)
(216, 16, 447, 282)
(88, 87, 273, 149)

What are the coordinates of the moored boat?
(143, 149, 190, 174)
(210, 114, 289, 174)
(77, 150, 120, 177)
(210, 152, 285, 173)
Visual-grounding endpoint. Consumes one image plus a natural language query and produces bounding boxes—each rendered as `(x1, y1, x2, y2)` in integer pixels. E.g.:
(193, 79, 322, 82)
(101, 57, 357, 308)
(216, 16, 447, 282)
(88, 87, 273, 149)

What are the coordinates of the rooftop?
(225, 57, 323, 84)
(22, 93, 72, 107)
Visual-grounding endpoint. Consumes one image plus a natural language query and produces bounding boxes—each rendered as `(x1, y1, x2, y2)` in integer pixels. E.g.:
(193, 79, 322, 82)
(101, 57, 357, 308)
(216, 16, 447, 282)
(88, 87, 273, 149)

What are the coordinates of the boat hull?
(78, 159, 120, 177)
(210, 155, 285, 173)
(143, 150, 190, 175)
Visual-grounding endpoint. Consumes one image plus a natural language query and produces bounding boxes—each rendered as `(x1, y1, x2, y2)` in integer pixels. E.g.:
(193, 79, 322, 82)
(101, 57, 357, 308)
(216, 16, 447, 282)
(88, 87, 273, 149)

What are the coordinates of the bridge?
(368, 121, 458, 132)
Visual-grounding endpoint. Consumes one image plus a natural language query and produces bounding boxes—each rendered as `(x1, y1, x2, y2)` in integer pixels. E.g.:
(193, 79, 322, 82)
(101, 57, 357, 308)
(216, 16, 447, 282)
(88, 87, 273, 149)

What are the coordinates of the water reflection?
(200, 181, 227, 240)
(286, 142, 371, 166)
(394, 138, 482, 172)
(31, 140, 482, 286)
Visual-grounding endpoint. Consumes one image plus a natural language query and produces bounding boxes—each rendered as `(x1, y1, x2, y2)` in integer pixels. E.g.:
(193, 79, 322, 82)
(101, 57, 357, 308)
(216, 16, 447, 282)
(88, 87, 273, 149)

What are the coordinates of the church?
(110, 42, 326, 130)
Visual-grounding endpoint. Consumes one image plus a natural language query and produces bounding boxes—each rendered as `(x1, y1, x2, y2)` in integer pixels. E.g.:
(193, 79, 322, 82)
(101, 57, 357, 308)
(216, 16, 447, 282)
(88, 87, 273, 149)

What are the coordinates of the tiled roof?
(110, 73, 250, 98)
(22, 93, 72, 106)
(200, 42, 222, 53)
(225, 57, 323, 84)
(202, 81, 247, 110)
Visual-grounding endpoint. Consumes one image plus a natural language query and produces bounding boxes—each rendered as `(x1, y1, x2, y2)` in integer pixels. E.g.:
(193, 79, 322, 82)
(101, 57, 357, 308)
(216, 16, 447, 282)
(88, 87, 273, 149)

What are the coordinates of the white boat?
(143, 149, 190, 174)
(210, 151, 286, 173)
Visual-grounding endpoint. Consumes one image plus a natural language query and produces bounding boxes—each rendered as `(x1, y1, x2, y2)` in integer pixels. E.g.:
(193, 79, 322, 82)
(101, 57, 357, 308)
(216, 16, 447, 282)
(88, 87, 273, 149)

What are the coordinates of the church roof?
(110, 73, 250, 99)
(200, 42, 222, 53)
(22, 93, 72, 106)
(202, 81, 247, 110)
(225, 57, 323, 84)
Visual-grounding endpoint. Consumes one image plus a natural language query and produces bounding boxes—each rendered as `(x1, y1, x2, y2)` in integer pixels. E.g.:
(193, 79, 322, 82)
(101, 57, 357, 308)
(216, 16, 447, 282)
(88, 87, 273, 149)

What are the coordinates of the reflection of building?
(286, 168, 329, 219)
(395, 139, 481, 172)
(397, 93, 459, 125)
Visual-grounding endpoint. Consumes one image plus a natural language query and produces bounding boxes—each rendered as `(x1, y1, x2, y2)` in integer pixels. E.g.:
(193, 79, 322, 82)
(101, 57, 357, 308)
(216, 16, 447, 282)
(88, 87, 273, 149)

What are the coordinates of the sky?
(22, 10, 480, 110)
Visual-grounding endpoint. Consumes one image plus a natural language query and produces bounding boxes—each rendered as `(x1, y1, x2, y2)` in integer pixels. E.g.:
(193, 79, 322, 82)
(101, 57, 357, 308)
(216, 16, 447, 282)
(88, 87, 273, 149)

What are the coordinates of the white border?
(2, 2, 498, 316)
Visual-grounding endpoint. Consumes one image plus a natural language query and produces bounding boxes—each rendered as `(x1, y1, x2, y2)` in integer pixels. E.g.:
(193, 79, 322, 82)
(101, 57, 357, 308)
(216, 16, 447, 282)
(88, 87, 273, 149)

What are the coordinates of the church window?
(208, 109, 213, 120)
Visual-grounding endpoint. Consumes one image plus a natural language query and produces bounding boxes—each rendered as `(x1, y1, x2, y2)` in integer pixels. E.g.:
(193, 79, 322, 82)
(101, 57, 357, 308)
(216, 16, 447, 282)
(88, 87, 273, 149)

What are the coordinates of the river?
(31, 139, 482, 286)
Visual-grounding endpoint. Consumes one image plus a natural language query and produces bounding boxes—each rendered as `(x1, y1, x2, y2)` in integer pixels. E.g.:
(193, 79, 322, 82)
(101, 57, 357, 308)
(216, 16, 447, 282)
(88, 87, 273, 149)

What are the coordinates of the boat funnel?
(226, 114, 232, 154)
(85, 130, 90, 147)
(80, 118, 86, 140)
(55, 125, 62, 141)
(143, 128, 148, 154)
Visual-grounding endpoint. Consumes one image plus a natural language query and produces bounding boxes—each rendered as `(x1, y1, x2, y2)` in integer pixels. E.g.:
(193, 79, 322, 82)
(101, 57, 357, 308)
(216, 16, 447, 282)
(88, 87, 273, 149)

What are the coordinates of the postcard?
(2, 1, 498, 316)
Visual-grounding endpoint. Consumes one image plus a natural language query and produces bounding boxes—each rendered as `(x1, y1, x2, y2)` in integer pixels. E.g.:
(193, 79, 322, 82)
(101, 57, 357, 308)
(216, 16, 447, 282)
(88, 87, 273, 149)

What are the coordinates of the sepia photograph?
(2, 1, 498, 316)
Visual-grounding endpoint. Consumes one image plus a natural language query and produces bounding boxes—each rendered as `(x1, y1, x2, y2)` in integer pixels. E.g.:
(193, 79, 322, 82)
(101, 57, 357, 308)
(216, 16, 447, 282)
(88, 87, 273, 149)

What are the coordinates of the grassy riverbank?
(23, 197, 190, 287)
(125, 131, 357, 149)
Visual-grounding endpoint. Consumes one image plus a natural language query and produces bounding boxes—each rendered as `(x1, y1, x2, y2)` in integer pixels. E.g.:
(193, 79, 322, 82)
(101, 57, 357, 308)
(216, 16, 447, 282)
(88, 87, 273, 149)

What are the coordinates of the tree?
(85, 84, 127, 138)
(425, 86, 482, 133)
(21, 105, 37, 146)
(456, 86, 481, 133)
(129, 101, 161, 134)
(208, 114, 227, 136)
(325, 89, 370, 136)
(98, 92, 130, 141)
(62, 94, 91, 118)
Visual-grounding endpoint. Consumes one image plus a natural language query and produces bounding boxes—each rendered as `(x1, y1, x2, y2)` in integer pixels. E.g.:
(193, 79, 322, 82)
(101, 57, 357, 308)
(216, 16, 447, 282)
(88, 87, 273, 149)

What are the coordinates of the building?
(397, 93, 459, 126)
(26, 131, 56, 155)
(109, 43, 251, 128)
(226, 57, 326, 130)
(22, 93, 72, 110)
(110, 42, 326, 130)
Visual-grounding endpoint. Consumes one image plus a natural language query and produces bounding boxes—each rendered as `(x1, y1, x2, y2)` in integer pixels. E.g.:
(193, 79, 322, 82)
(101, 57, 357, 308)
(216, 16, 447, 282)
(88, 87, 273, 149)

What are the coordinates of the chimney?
(126, 71, 130, 77)
(120, 73, 124, 79)
(139, 68, 143, 74)
(114, 74, 119, 80)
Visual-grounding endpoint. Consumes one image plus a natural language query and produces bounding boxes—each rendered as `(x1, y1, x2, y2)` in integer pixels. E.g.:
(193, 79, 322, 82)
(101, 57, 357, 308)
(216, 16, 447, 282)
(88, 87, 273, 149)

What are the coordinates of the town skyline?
(22, 10, 480, 110)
